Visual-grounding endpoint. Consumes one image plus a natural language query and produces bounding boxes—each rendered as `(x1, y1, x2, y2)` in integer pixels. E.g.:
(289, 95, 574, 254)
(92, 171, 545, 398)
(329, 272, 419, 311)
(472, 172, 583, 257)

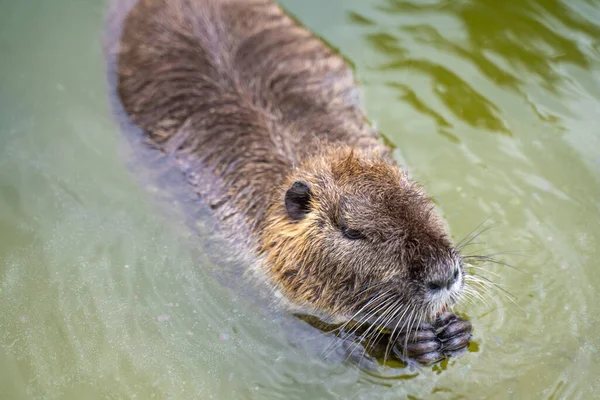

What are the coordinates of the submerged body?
(107, 0, 472, 365)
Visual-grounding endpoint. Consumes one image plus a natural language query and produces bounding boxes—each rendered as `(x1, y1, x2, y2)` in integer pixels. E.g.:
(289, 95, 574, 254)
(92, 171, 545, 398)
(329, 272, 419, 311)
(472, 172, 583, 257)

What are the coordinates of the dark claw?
(405, 338, 441, 356)
(438, 318, 472, 340)
(413, 351, 445, 365)
(441, 331, 472, 352)
(395, 328, 437, 344)
(392, 343, 444, 366)
(435, 312, 458, 327)
(434, 312, 458, 333)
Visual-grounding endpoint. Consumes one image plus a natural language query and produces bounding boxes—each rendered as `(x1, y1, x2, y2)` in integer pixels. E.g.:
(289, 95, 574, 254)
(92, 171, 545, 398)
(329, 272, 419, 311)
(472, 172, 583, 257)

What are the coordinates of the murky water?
(1, 0, 600, 398)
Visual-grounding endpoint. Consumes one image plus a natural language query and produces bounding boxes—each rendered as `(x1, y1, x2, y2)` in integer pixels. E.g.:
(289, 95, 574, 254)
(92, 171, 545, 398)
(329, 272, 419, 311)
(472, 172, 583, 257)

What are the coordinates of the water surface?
(1, 0, 600, 398)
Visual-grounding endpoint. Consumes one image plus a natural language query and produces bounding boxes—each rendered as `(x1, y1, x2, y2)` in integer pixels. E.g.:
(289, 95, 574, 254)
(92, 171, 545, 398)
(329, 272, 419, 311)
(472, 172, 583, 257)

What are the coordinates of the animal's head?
(260, 148, 464, 328)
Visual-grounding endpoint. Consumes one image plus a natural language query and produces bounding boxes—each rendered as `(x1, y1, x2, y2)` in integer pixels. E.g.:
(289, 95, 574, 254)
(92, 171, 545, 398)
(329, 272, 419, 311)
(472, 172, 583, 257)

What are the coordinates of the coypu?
(106, 0, 473, 365)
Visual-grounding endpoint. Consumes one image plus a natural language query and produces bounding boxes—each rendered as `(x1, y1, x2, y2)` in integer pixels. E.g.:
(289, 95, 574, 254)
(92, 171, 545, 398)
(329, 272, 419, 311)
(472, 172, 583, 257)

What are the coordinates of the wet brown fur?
(108, 0, 464, 324)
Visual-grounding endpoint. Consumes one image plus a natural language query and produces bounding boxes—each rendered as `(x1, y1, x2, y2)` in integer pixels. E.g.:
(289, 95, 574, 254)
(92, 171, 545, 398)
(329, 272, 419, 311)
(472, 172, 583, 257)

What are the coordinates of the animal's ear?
(285, 181, 312, 220)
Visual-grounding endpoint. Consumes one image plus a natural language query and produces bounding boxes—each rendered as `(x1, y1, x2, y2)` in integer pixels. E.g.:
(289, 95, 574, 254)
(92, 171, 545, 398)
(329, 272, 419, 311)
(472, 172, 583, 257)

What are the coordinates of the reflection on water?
(1, 0, 600, 398)
(362, 0, 600, 137)
(383, 59, 510, 134)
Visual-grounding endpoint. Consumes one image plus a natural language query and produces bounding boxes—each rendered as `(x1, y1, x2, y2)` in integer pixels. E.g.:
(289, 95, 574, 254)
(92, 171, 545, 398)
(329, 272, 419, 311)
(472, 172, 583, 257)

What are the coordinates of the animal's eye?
(341, 225, 364, 240)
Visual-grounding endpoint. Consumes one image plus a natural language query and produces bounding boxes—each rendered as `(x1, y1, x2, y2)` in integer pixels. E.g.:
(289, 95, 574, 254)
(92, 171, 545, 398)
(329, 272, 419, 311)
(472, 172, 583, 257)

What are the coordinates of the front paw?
(391, 314, 472, 365)
(434, 312, 472, 356)
(392, 322, 445, 365)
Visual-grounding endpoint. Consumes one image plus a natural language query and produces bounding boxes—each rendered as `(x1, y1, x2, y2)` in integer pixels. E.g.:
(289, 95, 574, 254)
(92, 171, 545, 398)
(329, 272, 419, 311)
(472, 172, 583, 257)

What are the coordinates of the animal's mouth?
(436, 304, 448, 318)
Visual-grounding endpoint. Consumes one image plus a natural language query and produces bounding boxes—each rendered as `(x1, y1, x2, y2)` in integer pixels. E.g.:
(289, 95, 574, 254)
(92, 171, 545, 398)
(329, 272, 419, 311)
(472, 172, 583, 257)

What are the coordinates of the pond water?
(1, 0, 600, 398)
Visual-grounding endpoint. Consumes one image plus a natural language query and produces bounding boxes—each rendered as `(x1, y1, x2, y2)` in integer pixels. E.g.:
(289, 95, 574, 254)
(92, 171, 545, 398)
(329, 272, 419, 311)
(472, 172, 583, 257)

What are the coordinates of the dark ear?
(285, 181, 312, 220)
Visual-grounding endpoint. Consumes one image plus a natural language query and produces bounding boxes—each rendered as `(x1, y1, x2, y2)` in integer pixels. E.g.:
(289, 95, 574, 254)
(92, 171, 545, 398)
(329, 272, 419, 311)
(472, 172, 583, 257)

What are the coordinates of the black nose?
(427, 269, 460, 292)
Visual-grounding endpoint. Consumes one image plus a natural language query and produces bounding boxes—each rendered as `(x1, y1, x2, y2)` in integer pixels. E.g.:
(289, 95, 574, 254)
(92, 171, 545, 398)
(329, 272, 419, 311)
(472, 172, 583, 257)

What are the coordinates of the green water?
(1, 0, 600, 398)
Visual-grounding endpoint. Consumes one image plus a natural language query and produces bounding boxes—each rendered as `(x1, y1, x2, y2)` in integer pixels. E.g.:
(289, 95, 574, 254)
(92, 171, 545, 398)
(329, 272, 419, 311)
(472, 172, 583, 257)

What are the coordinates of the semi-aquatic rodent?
(107, 0, 472, 365)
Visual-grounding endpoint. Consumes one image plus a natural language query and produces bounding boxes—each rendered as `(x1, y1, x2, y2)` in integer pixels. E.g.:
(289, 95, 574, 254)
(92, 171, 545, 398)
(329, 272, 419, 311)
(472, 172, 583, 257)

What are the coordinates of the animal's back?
(109, 0, 381, 231)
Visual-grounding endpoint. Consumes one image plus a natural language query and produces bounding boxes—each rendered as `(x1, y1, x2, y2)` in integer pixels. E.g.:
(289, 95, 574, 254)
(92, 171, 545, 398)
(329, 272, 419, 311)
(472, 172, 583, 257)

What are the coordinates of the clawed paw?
(435, 312, 473, 356)
(392, 313, 472, 365)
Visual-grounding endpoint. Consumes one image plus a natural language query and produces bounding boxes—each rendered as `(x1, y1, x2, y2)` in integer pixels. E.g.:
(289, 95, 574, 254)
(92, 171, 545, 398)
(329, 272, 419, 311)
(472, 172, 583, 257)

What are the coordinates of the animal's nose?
(427, 269, 459, 292)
